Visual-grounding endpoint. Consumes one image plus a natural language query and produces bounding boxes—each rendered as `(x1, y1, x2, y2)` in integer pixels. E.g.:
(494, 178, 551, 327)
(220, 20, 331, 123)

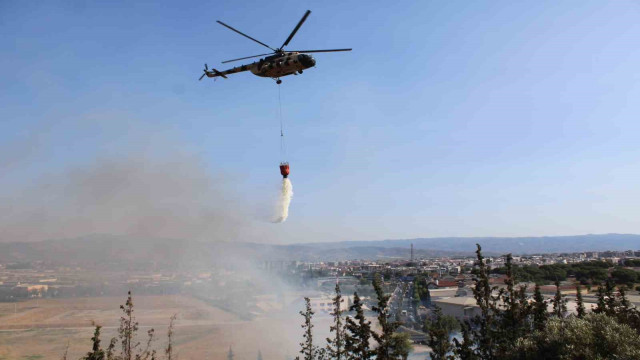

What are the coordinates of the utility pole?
(410, 243, 414, 263)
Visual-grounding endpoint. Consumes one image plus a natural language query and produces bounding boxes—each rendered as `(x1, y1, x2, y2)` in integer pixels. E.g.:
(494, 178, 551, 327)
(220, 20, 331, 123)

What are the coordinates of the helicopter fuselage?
(252, 52, 316, 77)
(206, 52, 316, 80)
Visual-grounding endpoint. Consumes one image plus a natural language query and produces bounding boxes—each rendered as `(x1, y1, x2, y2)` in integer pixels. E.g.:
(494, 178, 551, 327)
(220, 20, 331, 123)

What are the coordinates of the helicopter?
(199, 10, 351, 84)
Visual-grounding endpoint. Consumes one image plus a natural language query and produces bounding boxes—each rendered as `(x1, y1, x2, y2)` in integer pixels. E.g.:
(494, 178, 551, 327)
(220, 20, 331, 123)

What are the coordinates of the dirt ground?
(0, 295, 309, 360)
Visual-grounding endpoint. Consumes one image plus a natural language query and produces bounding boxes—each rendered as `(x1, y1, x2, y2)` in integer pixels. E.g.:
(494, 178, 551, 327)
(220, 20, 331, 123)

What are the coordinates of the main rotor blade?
(222, 53, 273, 64)
(281, 10, 311, 49)
(290, 48, 352, 53)
(216, 20, 276, 51)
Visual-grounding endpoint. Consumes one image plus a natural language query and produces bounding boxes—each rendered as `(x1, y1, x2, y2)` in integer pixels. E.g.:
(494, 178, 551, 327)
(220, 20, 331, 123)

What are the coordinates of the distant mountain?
(0, 235, 465, 267)
(0, 235, 275, 269)
(307, 233, 640, 255)
(0, 234, 638, 267)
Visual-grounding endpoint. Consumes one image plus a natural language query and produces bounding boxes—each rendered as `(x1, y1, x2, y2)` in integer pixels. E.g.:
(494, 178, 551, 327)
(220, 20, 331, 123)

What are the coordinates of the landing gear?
(276, 79, 282, 84)
(298, 70, 303, 74)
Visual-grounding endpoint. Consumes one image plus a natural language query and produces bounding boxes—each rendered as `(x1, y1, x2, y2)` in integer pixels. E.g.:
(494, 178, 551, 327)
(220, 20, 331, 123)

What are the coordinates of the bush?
(510, 313, 640, 360)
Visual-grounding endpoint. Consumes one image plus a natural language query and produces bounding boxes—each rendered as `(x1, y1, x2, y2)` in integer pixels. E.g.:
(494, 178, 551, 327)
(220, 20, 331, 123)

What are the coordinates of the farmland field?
(0, 295, 310, 360)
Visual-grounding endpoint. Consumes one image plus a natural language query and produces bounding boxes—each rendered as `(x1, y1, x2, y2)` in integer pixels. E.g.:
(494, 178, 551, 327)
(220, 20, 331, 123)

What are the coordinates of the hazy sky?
(2, 1, 640, 243)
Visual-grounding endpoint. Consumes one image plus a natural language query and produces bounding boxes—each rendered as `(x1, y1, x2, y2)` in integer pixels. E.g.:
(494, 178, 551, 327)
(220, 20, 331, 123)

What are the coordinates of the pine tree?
(593, 282, 640, 335)
(119, 291, 140, 360)
(83, 325, 106, 360)
(426, 306, 453, 360)
(576, 284, 586, 318)
(469, 244, 499, 359)
(618, 286, 631, 310)
(612, 286, 640, 331)
(326, 283, 346, 360)
(298, 297, 319, 360)
(552, 280, 567, 317)
(453, 321, 477, 360)
(344, 292, 373, 360)
(594, 284, 607, 314)
(371, 274, 400, 360)
(532, 284, 548, 331)
(496, 253, 531, 356)
(604, 279, 617, 315)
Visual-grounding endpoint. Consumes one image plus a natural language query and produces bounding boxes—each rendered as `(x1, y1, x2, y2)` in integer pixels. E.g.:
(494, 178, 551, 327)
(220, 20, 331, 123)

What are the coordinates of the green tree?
(551, 280, 567, 317)
(532, 284, 548, 331)
(453, 321, 477, 360)
(344, 293, 373, 360)
(624, 259, 640, 267)
(423, 309, 459, 336)
(326, 283, 346, 360)
(609, 286, 640, 332)
(496, 254, 531, 356)
(612, 268, 638, 286)
(83, 325, 106, 360)
(371, 274, 400, 360)
(469, 244, 500, 359)
(425, 306, 454, 360)
(575, 284, 586, 318)
(118, 291, 139, 360)
(594, 283, 607, 315)
(297, 297, 320, 360)
(89, 292, 158, 360)
(594, 279, 618, 317)
(389, 332, 412, 360)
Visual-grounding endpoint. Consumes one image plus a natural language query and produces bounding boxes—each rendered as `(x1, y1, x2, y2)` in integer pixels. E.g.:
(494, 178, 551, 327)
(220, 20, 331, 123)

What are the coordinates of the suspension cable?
(278, 83, 287, 161)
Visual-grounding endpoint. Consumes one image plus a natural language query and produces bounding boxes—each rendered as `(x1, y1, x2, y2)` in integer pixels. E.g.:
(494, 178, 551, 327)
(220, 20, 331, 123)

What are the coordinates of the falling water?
(273, 178, 293, 223)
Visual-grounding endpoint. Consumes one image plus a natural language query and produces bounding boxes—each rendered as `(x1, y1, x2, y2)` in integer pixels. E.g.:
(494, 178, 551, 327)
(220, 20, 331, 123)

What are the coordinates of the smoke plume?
(273, 178, 293, 223)
(0, 154, 247, 242)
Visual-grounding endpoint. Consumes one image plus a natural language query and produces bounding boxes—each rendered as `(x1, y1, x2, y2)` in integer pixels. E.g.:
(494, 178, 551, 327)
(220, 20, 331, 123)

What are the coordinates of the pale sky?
(2, 1, 640, 243)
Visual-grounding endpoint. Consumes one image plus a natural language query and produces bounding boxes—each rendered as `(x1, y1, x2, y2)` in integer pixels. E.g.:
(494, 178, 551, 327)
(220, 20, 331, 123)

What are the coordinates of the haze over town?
(3, 1, 640, 360)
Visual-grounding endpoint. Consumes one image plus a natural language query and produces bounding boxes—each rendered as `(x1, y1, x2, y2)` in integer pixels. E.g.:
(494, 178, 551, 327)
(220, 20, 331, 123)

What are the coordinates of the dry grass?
(0, 295, 309, 360)
(0, 295, 238, 330)
(0, 295, 327, 360)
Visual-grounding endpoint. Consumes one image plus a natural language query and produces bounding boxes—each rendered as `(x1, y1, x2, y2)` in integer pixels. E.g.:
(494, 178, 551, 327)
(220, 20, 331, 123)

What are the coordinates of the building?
(296, 295, 352, 315)
(433, 297, 481, 320)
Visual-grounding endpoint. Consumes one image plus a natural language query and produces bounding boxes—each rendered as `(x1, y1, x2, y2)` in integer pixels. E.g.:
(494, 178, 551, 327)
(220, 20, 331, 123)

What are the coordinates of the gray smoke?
(0, 154, 246, 242)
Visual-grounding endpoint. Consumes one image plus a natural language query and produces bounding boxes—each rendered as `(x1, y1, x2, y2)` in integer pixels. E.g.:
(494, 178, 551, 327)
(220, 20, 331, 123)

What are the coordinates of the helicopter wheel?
(298, 70, 303, 74)
(276, 79, 282, 84)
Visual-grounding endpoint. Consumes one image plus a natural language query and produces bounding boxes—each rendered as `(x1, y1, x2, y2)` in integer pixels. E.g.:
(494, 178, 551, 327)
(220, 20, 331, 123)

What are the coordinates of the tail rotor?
(198, 64, 209, 81)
